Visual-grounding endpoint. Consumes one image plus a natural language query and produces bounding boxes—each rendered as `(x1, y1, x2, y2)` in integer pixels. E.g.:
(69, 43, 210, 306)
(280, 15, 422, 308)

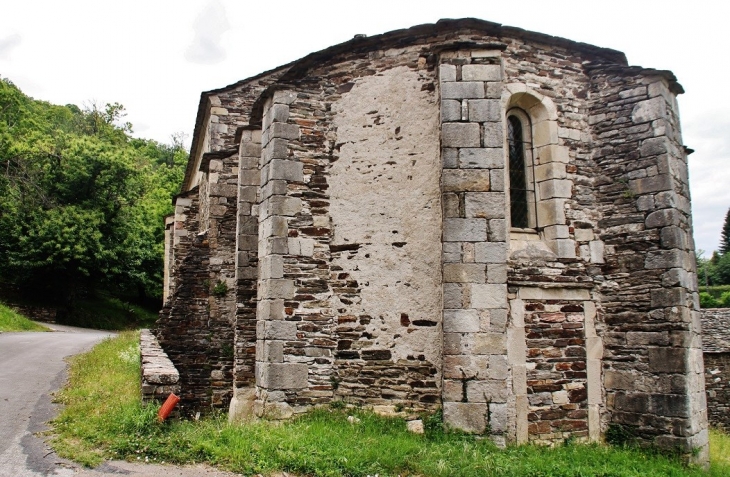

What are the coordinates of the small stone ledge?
(140, 329, 180, 402)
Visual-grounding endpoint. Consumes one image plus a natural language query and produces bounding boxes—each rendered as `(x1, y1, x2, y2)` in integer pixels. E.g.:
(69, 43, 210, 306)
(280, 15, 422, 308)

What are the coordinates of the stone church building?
(156, 18, 707, 460)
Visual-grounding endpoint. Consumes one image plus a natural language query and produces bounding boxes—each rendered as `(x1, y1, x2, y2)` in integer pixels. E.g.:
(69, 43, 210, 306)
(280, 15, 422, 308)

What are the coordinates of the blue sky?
(1, 0, 726, 253)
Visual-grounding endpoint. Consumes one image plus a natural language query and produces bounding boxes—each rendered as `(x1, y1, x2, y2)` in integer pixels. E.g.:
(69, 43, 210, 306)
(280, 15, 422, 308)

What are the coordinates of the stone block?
(649, 347, 687, 373)
(458, 148, 503, 169)
(266, 159, 304, 182)
(589, 240, 604, 263)
(442, 123, 481, 147)
(473, 332, 507, 354)
(240, 141, 262, 158)
(269, 103, 289, 124)
(533, 120, 558, 145)
(574, 228, 594, 242)
(444, 263, 486, 283)
(258, 341, 284, 362)
(646, 209, 681, 229)
(261, 216, 288, 238)
(272, 90, 297, 105)
(651, 394, 689, 418)
(441, 81, 485, 99)
(468, 99, 501, 122)
(631, 175, 673, 197)
(640, 137, 667, 157)
(269, 122, 299, 140)
(650, 287, 687, 308)
(262, 138, 289, 164)
(257, 362, 308, 390)
(535, 162, 566, 182)
(443, 283, 467, 308)
(486, 82, 502, 99)
(535, 144, 569, 163)
(467, 380, 510, 403)
(538, 179, 572, 199)
(483, 123, 503, 148)
(471, 284, 508, 309)
(443, 309, 480, 332)
(632, 97, 667, 124)
(464, 192, 506, 219)
(257, 299, 285, 320)
(443, 218, 487, 242)
(662, 268, 690, 288)
(441, 100, 461, 122)
(442, 169, 490, 191)
(462, 64, 502, 81)
(660, 226, 688, 248)
(442, 148, 459, 168)
(489, 219, 507, 241)
(645, 249, 685, 270)
(518, 287, 590, 301)
(489, 354, 508, 379)
(267, 196, 302, 217)
(490, 169, 505, 192)
(536, 199, 566, 226)
(551, 239, 576, 258)
(260, 278, 296, 299)
(442, 379, 463, 402)
(259, 255, 283, 279)
(439, 64, 457, 82)
(443, 402, 488, 433)
(474, 242, 507, 263)
(262, 320, 297, 340)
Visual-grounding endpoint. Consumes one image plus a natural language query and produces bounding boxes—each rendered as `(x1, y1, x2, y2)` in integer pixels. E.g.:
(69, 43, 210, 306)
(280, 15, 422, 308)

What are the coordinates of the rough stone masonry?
(154, 18, 708, 464)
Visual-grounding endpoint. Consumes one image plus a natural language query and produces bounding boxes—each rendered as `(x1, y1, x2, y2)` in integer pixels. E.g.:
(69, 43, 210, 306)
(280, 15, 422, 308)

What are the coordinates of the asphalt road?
(0, 324, 242, 477)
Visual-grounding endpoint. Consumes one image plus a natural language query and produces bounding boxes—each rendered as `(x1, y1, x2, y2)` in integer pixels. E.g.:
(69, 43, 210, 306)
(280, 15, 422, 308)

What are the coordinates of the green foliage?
(700, 292, 722, 309)
(52, 334, 726, 476)
(720, 208, 730, 255)
(0, 301, 50, 331)
(605, 423, 637, 448)
(211, 280, 228, 297)
(0, 77, 186, 309)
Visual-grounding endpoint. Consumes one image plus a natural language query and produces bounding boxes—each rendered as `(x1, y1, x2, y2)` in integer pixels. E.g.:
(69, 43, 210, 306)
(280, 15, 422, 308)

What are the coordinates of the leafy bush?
(701, 292, 722, 309)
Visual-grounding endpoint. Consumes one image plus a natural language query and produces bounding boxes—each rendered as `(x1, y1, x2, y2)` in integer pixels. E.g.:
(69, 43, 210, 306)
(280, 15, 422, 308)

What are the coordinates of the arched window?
(507, 110, 536, 229)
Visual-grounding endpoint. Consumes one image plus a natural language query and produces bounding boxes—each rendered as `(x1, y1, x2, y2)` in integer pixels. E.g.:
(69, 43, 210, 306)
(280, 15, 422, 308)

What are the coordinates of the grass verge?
(0, 302, 50, 332)
(51, 332, 729, 476)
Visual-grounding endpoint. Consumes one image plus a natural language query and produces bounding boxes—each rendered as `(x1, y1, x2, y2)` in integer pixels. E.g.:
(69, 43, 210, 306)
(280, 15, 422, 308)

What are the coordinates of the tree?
(0, 78, 186, 306)
(720, 207, 730, 255)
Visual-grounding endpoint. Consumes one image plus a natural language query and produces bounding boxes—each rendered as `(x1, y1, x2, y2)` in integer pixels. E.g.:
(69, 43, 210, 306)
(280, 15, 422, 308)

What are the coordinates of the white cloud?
(184, 0, 230, 65)
(0, 33, 21, 59)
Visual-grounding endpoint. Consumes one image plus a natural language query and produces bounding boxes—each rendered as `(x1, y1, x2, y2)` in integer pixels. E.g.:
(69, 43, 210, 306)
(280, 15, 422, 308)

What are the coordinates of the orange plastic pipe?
(157, 393, 180, 422)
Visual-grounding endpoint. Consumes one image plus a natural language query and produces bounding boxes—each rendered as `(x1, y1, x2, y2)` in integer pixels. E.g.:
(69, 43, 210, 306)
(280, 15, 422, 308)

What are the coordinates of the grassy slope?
(0, 302, 50, 332)
(51, 332, 728, 476)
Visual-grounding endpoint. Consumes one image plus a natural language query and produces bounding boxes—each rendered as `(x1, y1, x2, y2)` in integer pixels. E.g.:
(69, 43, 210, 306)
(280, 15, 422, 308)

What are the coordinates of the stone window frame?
(502, 84, 575, 258)
(506, 108, 537, 231)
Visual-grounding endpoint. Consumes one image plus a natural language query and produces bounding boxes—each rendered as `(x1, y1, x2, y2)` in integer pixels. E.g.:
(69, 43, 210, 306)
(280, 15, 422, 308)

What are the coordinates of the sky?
(1, 0, 727, 254)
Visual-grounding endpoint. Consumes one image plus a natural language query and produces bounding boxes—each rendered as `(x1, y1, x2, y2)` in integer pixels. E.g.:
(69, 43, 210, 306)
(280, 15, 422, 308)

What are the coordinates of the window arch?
(507, 109, 536, 229)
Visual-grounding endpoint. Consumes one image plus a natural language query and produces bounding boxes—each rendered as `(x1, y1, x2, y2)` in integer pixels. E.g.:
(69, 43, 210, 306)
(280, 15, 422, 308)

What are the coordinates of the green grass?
(0, 302, 50, 332)
(51, 333, 730, 476)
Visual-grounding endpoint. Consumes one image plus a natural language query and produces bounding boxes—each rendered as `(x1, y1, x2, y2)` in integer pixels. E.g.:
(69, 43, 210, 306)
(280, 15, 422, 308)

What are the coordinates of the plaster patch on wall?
(330, 65, 442, 366)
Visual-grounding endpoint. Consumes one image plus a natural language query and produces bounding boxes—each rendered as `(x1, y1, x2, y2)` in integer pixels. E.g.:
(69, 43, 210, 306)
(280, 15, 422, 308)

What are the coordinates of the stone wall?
(588, 65, 707, 456)
(700, 308, 730, 430)
(157, 19, 708, 462)
(705, 352, 730, 430)
(140, 329, 180, 403)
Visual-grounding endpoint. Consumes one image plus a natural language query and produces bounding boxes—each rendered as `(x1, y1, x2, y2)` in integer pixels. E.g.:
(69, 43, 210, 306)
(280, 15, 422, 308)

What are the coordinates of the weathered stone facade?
(701, 308, 730, 430)
(156, 19, 707, 462)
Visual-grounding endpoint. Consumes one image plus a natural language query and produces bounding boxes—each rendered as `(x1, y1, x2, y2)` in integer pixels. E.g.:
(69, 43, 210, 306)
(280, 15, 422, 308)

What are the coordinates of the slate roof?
(701, 309, 730, 353)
